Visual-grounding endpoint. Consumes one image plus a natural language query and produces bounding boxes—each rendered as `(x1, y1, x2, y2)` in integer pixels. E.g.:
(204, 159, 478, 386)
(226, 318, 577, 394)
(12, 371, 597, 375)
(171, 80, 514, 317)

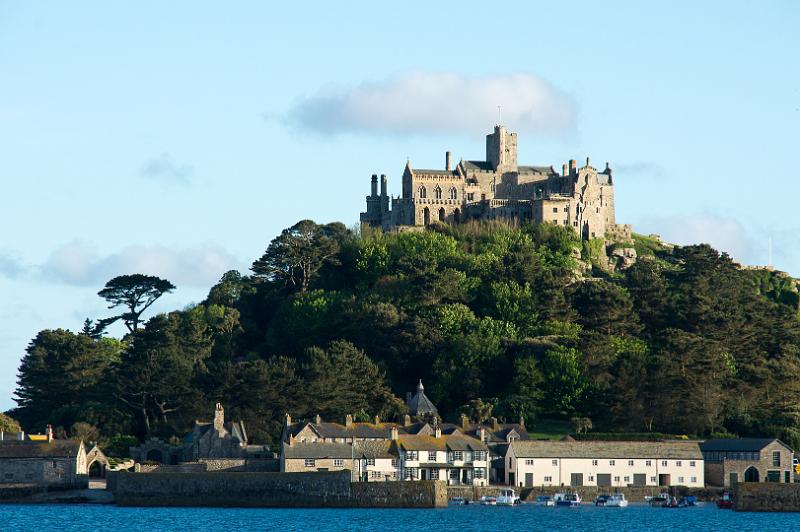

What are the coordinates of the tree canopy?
(97, 274, 176, 332)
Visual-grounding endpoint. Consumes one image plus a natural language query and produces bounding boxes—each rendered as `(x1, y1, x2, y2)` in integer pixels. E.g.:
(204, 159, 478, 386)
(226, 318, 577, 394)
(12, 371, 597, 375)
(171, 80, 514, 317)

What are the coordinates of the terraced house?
(398, 427, 490, 486)
(506, 440, 704, 488)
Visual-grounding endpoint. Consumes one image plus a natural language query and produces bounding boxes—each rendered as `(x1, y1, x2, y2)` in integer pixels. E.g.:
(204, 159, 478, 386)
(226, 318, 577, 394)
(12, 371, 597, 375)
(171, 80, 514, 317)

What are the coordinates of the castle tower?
(486, 125, 518, 171)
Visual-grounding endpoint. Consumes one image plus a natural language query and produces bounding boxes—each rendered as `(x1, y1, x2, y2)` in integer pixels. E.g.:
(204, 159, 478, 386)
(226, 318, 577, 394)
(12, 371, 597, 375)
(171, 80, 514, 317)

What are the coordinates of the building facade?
(0, 432, 88, 488)
(700, 438, 794, 487)
(506, 441, 704, 488)
(361, 125, 626, 240)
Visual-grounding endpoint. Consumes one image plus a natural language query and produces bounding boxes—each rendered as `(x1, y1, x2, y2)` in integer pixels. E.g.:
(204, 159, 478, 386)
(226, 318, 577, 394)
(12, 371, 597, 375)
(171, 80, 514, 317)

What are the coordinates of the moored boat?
(496, 488, 520, 506)
(716, 492, 734, 509)
(606, 493, 628, 507)
(554, 492, 581, 507)
(479, 495, 497, 506)
(594, 494, 610, 506)
(534, 495, 554, 507)
(449, 496, 467, 506)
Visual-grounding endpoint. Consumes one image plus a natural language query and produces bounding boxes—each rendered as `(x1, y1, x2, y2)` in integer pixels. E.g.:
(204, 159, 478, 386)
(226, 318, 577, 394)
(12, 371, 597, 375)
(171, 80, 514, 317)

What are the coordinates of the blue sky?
(1, 1, 798, 411)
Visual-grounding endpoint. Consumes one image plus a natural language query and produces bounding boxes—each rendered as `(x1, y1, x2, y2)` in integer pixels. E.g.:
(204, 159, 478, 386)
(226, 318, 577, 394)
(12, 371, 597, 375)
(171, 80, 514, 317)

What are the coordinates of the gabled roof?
(462, 160, 494, 172)
(0, 440, 83, 459)
(510, 440, 703, 460)
(407, 380, 438, 417)
(282, 442, 354, 460)
(699, 438, 790, 453)
(398, 434, 488, 453)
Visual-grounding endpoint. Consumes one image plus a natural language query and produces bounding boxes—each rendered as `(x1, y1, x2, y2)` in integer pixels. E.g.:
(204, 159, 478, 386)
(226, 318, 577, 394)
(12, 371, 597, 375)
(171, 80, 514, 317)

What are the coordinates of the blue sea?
(0, 503, 796, 531)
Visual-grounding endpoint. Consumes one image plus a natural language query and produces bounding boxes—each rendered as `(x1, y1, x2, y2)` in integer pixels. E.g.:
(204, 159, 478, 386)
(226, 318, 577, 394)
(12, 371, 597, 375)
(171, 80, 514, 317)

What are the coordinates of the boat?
(606, 493, 628, 507)
(594, 494, 611, 506)
(648, 493, 669, 506)
(534, 495, 555, 507)
(716, 492, 734, 510)
(479, 495, 497, 506)
(662, 496, 694, 508)
(554, 492, 581, 507)
(496, 488, 521, 506)
(449, 496, 467, 506)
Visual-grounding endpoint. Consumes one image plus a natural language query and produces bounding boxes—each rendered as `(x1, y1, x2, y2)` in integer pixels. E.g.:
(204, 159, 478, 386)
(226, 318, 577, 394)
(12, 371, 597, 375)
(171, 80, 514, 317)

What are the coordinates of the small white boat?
(554, 492, 581, 507)
(450, 496, 467, 506)
(606, 493, 628, 507)
(496, 488, 520, 506)
(479, 495, 497, 506)
(534, 495, 555, 506)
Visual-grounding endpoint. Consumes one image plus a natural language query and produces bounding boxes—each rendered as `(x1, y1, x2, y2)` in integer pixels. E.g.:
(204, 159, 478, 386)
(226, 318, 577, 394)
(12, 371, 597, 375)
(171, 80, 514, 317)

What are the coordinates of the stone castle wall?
(107, 471, 446, 508)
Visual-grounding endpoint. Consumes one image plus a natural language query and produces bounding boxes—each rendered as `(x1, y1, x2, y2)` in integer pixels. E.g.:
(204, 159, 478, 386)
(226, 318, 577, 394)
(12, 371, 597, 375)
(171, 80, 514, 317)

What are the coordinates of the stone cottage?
(0, 430, 88, 488)
(700, 438, 794, 487)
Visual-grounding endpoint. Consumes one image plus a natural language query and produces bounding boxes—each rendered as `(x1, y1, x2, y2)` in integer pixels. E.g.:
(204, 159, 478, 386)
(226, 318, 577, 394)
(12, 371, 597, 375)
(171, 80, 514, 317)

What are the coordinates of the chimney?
(371, 174, 378, 196)
(380, 174, 387, 197)
(435, 425, 442, 439)
(373, 415, 380, 425)
(519, 415, 525, 429)
(315, 414, 321, 425)
(390, 426, 399, 440)
(446, 151, 452, 172)
(403, 414, 411, 427)
(460, 413, 470, 429)
(562, 163, 568, 176)
(479, 427, 486, 442)
(285, 413, 292, 427)
(345, 414, 353, 428)
(490, 417, 499, 431)
(569, 159, 577, 175)
(214, 403, 225, 432)
(289, 433, 295, 447)
(46, 424, 53, 443)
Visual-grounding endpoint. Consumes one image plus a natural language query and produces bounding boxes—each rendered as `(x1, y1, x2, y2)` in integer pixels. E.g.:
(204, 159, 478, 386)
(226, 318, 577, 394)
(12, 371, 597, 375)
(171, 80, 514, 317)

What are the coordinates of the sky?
(0, 1, 798, 411)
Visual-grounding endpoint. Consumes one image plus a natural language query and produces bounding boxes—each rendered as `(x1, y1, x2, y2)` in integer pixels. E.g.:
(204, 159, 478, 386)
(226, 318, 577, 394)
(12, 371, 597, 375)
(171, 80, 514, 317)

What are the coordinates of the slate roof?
(411, 168, 458, 177)
(699, 438, 789, 453)
(407, 380, 438, 417)
(0, 440, 83, 459)
(510, 440, 703, 460)
(398, 434, 488, 453)
(518, 165, 556, 174)
(463, 160, 494, 172)
(282, 442, 354, 460)
(184, 420, 248, 445)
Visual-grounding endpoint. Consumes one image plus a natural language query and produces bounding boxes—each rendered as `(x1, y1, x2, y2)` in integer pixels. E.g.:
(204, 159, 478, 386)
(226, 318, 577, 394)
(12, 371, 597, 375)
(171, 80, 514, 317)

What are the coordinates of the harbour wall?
(734, 482, 800, 512)
(107, 471, 446, 508)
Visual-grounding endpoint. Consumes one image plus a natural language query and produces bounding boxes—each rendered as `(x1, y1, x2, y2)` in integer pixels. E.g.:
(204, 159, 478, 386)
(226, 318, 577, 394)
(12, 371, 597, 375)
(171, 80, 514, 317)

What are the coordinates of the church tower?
(486, 125, 518, 171)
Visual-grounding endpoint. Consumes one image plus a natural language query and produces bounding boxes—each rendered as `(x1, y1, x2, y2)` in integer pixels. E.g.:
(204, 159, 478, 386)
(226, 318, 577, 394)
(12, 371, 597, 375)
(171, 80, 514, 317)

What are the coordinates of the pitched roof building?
(0, 435, 88, 488)
(699, 438, 794, 486)
(406, 380, 437, 420)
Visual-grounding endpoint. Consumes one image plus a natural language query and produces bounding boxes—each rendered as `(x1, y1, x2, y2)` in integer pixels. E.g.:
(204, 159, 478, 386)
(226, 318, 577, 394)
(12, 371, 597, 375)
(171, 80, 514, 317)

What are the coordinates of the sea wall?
(108, 471, 445, 508)
(447, 485, 710, 503)
(735, 482, 800, 512)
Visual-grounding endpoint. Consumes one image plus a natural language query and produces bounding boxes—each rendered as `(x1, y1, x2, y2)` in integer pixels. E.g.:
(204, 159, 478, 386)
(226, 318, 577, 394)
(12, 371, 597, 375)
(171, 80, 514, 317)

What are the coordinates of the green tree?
(98, 274, 176, 332)
(0, 413, 21, 432)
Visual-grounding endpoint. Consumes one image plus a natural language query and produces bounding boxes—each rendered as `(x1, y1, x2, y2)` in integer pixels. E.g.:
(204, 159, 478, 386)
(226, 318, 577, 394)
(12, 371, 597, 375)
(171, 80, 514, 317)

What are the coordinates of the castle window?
(552, 208, 558, 213)
(449, 187, 457, 200)
(418, 186, 427, 199)
(434, 186, 442, 200)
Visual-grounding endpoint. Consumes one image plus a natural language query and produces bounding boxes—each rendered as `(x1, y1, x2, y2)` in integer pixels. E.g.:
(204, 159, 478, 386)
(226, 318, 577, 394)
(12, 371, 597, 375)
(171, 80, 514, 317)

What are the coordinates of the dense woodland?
(7, 220, 800, 455)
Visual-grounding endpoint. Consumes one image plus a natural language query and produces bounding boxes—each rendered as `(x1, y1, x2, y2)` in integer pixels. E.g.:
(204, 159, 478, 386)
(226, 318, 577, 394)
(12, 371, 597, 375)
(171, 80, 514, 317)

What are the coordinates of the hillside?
(7, 219, 800, 452)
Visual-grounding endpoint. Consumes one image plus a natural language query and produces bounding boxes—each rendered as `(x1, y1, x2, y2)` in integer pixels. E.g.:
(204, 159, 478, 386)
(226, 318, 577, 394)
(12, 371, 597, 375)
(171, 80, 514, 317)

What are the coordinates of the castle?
(361, 125, 627, 240)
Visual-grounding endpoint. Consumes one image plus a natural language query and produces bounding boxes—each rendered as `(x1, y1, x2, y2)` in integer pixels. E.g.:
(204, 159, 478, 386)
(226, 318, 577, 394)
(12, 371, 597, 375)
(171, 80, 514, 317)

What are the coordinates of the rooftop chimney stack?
(390, 426, 399, 440)
(435, 425, 442, 439)
(460, 413, 469, 429)
(569, 159, 577, 175)
(285, 413, 292, 427)
(214, 403, 225, 433)
(315, 414, 321, 425)
(373, 415, 380, 425)
(446, 151, 452, 172)
(46, 424, 53, 443)
(371, 174, 378, 196)
(345, 414, 353, 428)
(562, 163, 568, 177)
(403, 414, 411, 427)
(491, 417, 499, 431)
(380, 174, 387, 197)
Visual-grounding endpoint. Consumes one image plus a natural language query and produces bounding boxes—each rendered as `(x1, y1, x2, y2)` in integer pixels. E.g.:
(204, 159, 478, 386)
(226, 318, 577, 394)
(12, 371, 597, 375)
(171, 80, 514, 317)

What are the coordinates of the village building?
(447, 414, 529, 484)
(506, 440, 704, 488)
(700, 438, 795, 486)
(398, 426, 490, 486)
(130, 403, 270, 464)
(281, 439, 399, 482)
(361, 125, 630, 241)
(0, 427, 88, 488)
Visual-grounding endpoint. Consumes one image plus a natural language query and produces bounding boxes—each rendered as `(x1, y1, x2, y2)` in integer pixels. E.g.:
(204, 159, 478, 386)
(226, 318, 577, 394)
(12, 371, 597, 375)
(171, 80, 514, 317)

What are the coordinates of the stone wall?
(446, 484, 709, 503)
(108, 471, 446, 508)
(735, 482, 800, 512)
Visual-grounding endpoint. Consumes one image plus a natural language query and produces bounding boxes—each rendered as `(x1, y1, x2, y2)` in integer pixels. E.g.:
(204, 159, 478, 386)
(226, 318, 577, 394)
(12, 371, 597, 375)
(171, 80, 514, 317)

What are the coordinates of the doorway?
(744, 467, 760, 482)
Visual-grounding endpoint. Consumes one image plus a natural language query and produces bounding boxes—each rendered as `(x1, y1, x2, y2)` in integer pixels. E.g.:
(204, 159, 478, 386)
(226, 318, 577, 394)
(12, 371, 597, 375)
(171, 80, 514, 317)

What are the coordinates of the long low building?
(506, 440, 704, 488)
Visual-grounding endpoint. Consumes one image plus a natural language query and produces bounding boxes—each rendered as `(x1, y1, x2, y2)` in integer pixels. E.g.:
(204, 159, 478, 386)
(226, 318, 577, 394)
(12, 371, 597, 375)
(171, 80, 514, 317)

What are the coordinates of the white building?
(506, 440, 704, 488)
(398, 428, 490, 486)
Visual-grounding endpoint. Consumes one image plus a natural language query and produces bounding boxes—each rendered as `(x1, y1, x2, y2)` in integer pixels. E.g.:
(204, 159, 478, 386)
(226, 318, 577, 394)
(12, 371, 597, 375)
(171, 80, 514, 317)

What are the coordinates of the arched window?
(449, 187, 457, 200)
(434, 186, 442, 200)
(423, 207, 431, 226)
(418, 186, 427, 199)
(438, 208, 446, 222)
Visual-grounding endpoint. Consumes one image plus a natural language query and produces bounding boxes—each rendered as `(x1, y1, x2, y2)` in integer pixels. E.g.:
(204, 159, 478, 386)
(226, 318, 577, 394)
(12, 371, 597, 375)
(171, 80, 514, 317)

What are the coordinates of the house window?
(650, 476, 657, 483)
(614, 476, 620, 482)
(475, 468, 485, 479)
(552, 207, 558, 213)
(661, 461, 668, 467)
(450, 469, 459, 480)
(773, 451, 781, 467)
(690, 461, 696, 467)
(449, 187, 457, 200)
(624, 476, 630, 482)
(333, 459, 344, 467)
(391, 459, 399, 468)
(453, 451, 463, 461)
(588, 476, 594, 482)
(406, 451, 418, 461)
(525, 459, 534, 465)
(365, 458, 375, 466)
(474, 451, 485, 461)
(678, 476, 684, 484)
(564, 207, 569, 212)
(573, 221, 578, 227)
(428, 452, 436, 462)
(418, 186, 427, 199)
(646, 460, 652, 466)
(609, 460, 615, 466)
(435, 186, 442, 200)
(592, 460, 598, 466)
(431, 469, 439, 480)
(552, 459, 558, 466)
(370, 471, 382, 479)
(628, 460, 634, 466)
(691, 477, 697, 483)
(544, 476, 552, 482)
(676, 461, 682, 467)
(304, 459, 315, 468)
(563, 220, 569, 225)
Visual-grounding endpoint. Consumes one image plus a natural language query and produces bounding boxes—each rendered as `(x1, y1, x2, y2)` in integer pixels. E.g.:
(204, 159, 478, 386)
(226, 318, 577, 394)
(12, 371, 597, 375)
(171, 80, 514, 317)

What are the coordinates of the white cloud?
(283, 72, 576, 136)
(140, 152, 193, 185)
(38, 241, 244, 288)
(0, 253, 25, 278)
(615, 161, 664, 180)
(637, 213, 761, 265)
